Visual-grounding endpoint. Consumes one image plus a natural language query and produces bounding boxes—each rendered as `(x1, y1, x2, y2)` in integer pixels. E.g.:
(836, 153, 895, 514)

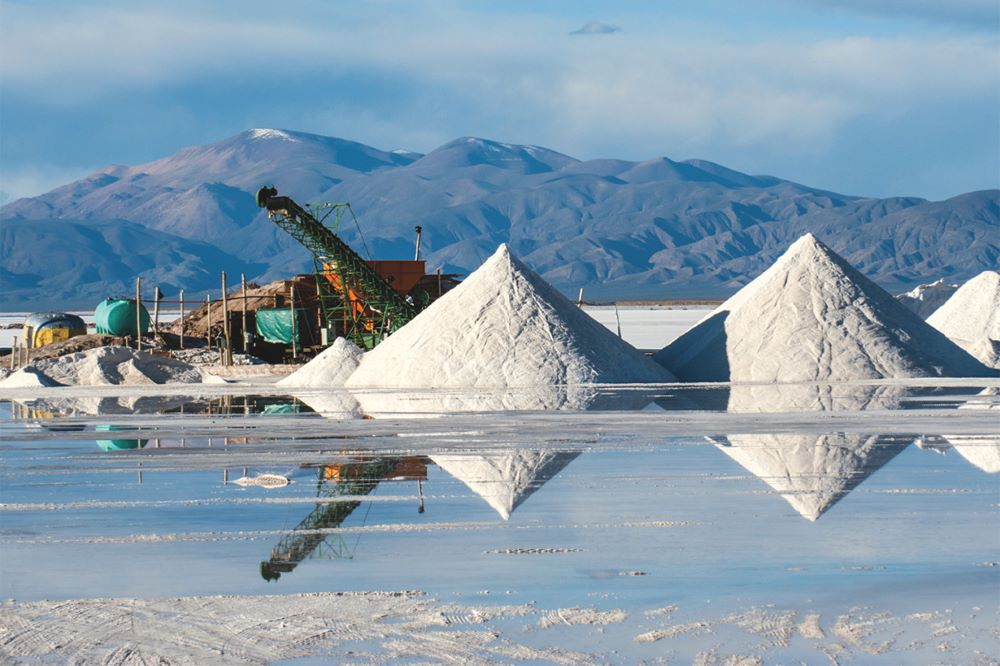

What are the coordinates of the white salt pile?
(278, 337, 364, 387)
(347, 245, 674, 388)
(0, 346, 208, 388)
(654, 234, 994, 382)
(710, 434, 911, 521)
(926, 270, 1000, 369)
(430, 451, 580, 520)
(896, 278, 959, 319)
(0, 367, 61, 388)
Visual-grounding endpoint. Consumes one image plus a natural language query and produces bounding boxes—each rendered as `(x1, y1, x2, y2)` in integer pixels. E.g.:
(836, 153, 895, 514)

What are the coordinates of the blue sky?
(0, 0, 997, 202)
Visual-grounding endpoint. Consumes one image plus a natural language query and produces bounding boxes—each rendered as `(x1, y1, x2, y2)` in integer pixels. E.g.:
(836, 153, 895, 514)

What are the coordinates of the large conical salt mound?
(430, 451, 580, 520)
(926, 271, 1000, 369)
(654, 234, 993, 382)
(710, 434, 911, 521)
(347, 245, 674, 387)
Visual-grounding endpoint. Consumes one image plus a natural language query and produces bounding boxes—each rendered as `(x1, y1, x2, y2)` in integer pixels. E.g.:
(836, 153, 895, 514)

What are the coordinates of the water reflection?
(291, 391, 363, 420)
(713, 382, 917, 520)
(940, 387, 1000, 474)
(95, 424, 147, 451)
(349, 386, 653, 417)
(260, 456, 428, 581)
(946, 435, 1000, 473)
(257, 449, 580, 580)
(11, 395, 313, 418)
(725, 383, 910, 413)
(8, 382, 993, 421)
(711, 433, 911, 520)
(430, 450, 580, 520)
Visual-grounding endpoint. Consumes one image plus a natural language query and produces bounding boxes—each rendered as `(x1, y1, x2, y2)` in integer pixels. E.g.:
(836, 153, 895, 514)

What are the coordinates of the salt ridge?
(896, 279, 959, 319)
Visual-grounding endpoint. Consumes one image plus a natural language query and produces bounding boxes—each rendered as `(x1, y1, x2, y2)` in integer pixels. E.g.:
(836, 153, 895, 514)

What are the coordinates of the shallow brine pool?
(1, 382, 997, 664)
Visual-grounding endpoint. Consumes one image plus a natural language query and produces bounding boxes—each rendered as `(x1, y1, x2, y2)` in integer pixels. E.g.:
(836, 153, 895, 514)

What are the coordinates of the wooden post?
(437, 267, 442, 297)
(221, 271, 232, 366)
(206, 294, 212, 350)
(135, 277, 142, 351)
(152, 285, 161, 336)
(577, 287, 584, 307)
(10, 336, 17, 370)
(289, 284, 298, 360)
(614, 303, 622, 339)
(179, 289, 185, 349)
(240, 273, 248, 354)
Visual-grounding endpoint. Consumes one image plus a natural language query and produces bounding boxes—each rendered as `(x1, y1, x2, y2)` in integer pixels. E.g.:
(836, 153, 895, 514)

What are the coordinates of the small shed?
(22, 312, 87, 349)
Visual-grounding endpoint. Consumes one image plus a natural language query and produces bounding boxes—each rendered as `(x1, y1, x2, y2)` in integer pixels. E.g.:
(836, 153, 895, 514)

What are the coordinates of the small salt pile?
(278, 337, 364, 387)
(0, 346, 208, 387)
(711, 433, 910, 521)
(0, 367, 60, 388)
(231, 474, 291, 488)
(926, 270, 1000, 369)
(943, 387, 1000, 474)
(654, 234, 993, 382)
(430, 451, 580, 520)
(896, 279, 959, 319)
(347, 244, 674, 388)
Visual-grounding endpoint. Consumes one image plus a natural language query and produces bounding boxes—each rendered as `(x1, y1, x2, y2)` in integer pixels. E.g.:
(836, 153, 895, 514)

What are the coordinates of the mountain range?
(2, 127, 997, 309)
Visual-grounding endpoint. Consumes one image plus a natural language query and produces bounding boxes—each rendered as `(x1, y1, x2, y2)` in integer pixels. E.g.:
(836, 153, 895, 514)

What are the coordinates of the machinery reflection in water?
(260, 456, 429, 581)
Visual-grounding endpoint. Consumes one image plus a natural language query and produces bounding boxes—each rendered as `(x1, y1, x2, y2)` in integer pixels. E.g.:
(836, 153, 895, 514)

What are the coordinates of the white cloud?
(1, 2, 997, 169)
(570, 21, 621, 36)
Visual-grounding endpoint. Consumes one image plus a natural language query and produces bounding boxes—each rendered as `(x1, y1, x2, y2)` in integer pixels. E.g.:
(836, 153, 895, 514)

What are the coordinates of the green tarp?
(255, 308, 308, 345)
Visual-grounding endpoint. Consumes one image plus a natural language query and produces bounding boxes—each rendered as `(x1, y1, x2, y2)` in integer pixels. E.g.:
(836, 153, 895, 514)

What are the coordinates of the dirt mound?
(166, 275, 319, 339)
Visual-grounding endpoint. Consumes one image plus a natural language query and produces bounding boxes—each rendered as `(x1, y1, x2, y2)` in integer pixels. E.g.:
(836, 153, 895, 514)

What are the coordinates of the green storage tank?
(94, 298, 150, 336)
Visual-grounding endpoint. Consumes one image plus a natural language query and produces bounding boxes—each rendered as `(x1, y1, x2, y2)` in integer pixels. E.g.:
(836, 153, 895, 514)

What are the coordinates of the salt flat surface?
(581, 304, 710, 349)
(1, 380, 998, 663)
